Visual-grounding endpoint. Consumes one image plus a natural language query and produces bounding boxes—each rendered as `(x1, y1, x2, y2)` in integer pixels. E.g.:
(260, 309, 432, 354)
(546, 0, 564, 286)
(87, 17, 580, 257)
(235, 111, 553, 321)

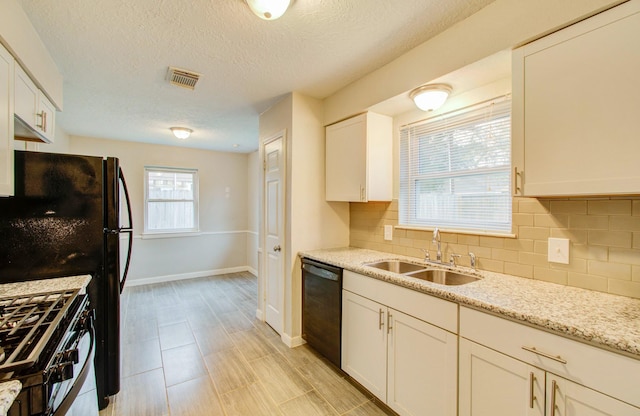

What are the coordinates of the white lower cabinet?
(460, 307, 640, 415)
(342, 287, 457, 416)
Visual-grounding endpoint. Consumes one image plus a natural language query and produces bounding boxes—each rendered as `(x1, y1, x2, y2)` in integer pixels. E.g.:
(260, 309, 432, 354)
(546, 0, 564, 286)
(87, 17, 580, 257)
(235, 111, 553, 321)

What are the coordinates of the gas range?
(0, 289, 95, 416)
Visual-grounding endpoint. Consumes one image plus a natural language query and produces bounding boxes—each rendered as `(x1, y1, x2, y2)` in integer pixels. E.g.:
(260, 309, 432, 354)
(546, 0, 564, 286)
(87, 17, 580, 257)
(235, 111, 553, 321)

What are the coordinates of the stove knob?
(76, 309, 93, 332)
(50, 362, 74, 383)
(63, 348, 79, 364)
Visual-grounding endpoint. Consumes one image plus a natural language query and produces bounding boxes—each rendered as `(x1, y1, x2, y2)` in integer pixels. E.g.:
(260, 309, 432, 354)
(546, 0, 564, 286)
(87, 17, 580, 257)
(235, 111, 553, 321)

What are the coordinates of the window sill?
(395, 225, 516, 239)
(141, 231, 201, 239)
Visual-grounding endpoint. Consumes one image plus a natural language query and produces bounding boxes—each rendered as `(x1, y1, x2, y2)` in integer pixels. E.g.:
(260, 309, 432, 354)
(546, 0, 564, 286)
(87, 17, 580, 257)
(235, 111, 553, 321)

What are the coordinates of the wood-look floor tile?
(185, 306, 220, 330)
(193, 325, 235, 355)
(230, 328, 278, 361)
(269, 341, 326, 370)
(342, 400, 393, 416)
(279, 391, 340, 416)
(221, 382, 282, 416)
(218, 310, 255, 333)
(296, 359, 369, 414)
(158, 322, 195, 350)
(114, 369, 169, 416)
(203, 347, 256, 394)
(250, 353, 312, 404)
(167, 375, 225, 416)
(207, 296, 238, 314)
(123, 317, 158, 344)
(121, 338, 162, 377)
(252, 318, 280, 340)
(68, 388, 99, 416)
(155, 305, 188, 327)
(161, 343, 208, 387)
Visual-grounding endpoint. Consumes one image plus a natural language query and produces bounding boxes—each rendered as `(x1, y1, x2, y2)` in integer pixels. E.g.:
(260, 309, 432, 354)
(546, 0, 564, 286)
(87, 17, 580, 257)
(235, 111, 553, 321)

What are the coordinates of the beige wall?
(70, 136, 251, 284)
(247, 150, 259, 274)
(350, 197, 640, 299)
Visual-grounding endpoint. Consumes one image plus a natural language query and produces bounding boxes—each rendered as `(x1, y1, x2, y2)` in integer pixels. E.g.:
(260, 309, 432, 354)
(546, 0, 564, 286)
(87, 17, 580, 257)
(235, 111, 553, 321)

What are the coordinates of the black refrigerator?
(0, 150, 133, 409)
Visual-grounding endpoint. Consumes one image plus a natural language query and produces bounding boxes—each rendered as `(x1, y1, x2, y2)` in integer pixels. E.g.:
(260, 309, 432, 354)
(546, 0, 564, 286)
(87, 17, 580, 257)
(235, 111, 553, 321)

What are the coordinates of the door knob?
(273, 245, 281, 252)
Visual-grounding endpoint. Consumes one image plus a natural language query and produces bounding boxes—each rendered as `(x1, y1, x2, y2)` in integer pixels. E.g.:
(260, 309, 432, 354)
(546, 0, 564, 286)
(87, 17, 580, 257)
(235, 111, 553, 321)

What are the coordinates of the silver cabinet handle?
(521, 346, 567, 364)
(529, 372, 536, 409)
(387, 313, 393, 334)
(43, 111, 47, 132)
(550, 379, 558, 416)
(273, 245, 281, 252)
(514, 167, 522, 194)
(378, 308, 384, 330)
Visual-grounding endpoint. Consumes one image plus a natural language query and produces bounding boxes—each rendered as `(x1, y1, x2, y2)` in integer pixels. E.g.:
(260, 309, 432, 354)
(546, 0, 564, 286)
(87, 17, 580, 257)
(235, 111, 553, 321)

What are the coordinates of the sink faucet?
(432, 228, 442, 262)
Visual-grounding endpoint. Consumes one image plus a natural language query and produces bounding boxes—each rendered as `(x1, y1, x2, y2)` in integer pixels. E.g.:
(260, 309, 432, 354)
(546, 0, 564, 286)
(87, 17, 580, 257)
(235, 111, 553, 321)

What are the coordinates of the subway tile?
(441, 233, 458, 243)
(518, 199, 549, 214)
(518, 227, 550, 241)
(534, 213, 569, 228)
(567, 273, 608, 293)
(568, 215, 608, 230)
(549, 200, 587, 214)
(512, 213, 534, 227)
(519, 252, 548, 268)
(588, 200, 631, 216)
(503, 239, 534, 252)
(608, 248, 640, 266)
(609, 216, 640, 232)
(382, 211, 398, 221)
(588, 230, 632, 248)
(392, 245, 409, 256)
(571, 244, 608, 261)
(608, 279, 640, 300)
(491, 248, 519, 263)
(394, 237, 413, 248)
(550, 228, 587, 244)
(549, 258, 587, 274)
(633, 265, 640, 282)
(478, 258, 504, 273)
(533, 240, 548, 255)
(467, 245, 493, 259)
(533, 267, 567, 285)
(504, 262, 533, 279)
(588, 260, 632, 280)
(393, 228, 406, 239)
(406, 230, 428, 240)
(634, 233, 640, 250)
(633, 200, 640, 216)
(458, 235, 480, 246)
(479, 236, 505, 249)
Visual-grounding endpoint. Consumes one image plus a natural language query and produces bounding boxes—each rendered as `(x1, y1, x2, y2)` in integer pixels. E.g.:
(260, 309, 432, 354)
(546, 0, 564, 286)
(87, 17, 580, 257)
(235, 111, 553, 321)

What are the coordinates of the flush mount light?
(246, 0, 291, 20)
(170, 127, 193, 140)
(410, 84, 452, 112)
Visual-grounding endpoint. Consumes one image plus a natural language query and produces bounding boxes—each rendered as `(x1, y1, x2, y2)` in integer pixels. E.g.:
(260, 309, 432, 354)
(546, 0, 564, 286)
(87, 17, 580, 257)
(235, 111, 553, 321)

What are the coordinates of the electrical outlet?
(384, 225, 393, 241)
(548, 238, 569, 264)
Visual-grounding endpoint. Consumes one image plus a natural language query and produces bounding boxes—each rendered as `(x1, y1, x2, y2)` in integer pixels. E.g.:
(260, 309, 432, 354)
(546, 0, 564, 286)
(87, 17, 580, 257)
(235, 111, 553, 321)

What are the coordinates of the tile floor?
(97, 272, 390, 416)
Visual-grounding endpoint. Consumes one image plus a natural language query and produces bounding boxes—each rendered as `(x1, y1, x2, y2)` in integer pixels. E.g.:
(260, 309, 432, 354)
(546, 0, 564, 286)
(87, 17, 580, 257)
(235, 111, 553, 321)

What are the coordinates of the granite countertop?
(0, 274, 92, 413)
(300, 247, 640, 358)
(0, 380, 21, 416)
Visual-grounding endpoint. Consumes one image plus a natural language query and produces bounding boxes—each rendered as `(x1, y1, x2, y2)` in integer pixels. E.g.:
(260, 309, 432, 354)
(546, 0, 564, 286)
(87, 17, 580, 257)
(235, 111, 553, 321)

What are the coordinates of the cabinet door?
(326, 114, 366, 201)
(0, 44, 13, 196)
(459, 339, 545, 416)
(14, 65, 38, 129)
(547, 375, 640, 416)
(513, 1, 640, 196)
(387, 309, 457, 416)
(341, 290, 387, 401)
(37, 92, 55, 143)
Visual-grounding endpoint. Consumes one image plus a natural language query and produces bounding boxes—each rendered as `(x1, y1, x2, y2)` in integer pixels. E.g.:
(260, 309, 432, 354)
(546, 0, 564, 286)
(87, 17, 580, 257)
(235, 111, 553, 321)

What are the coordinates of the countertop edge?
(0, 380, 21, 416)
(299, 248, 640, 359)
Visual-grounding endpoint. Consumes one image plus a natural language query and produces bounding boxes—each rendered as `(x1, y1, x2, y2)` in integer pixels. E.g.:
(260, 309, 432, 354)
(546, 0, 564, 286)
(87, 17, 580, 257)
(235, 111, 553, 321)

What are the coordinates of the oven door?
(47, 310, 96, 416)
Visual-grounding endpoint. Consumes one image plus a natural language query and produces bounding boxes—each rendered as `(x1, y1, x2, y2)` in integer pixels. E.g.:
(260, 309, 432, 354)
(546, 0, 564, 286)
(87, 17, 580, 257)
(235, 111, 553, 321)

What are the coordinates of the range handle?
(119, 167, 133, 293)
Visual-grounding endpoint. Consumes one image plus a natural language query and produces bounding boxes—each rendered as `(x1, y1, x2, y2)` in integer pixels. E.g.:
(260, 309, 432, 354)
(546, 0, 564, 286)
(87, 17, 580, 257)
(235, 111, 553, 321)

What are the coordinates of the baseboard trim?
(126, 266, 252, 287)
(281, 333, 305, 348)
(246, 267, 257, 276)
(255, 309, 264, 320)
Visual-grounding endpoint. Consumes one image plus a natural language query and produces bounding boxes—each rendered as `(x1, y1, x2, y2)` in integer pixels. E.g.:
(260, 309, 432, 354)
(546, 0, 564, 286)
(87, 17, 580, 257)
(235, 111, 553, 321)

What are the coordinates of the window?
(399, 98, 512, 234)
(144, 167, 199, 234)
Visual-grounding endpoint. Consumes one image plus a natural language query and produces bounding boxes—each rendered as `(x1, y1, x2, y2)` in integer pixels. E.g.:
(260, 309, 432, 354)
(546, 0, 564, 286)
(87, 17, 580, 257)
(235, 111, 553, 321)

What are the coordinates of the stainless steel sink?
(365, 260, 426, 274)
(404, 269, 480, 286)
(364, 260, 481, 286)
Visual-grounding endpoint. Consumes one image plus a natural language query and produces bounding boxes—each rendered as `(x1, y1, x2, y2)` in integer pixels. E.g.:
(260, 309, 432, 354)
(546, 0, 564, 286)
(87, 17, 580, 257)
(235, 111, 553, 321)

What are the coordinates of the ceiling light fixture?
(410, 84, 452, 112)
(170, 127, 193, 140)
(246, 0, 291, 20)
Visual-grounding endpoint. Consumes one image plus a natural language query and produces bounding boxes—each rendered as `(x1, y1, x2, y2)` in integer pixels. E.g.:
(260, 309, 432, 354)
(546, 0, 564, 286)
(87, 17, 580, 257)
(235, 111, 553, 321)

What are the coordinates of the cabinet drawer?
(460, 306, 640, 408)
(344, 270, 458, 333)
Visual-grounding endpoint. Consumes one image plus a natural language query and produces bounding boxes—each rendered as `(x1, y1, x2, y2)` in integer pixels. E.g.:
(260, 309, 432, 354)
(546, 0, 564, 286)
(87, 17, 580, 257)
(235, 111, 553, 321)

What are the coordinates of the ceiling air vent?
(166, 66, 201, 90)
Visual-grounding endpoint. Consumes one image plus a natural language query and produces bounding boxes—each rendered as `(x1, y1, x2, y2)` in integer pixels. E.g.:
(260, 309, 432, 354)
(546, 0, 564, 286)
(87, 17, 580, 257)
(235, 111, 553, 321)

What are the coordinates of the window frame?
(143, 166, 200, 235)
(399, 97, 513, 235)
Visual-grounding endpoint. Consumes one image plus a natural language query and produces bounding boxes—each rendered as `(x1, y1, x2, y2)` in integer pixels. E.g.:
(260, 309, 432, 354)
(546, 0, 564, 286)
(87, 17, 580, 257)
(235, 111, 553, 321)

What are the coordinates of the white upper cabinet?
(512, 0, 640, 196)
(14, 64, 55, 143)
(326, 112, 392, 202)
(0, 43, 15, 196)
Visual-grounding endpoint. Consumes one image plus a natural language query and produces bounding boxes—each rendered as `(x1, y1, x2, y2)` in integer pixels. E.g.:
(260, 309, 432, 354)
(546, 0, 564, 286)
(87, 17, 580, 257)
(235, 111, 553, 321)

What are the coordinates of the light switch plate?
(384, 225, 393, 241)
(548, 238, 569, 264)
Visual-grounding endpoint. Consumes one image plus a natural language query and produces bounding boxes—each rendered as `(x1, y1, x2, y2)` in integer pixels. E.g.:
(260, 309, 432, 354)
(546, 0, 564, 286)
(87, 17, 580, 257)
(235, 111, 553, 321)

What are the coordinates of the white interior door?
(264, 136, 284, 334)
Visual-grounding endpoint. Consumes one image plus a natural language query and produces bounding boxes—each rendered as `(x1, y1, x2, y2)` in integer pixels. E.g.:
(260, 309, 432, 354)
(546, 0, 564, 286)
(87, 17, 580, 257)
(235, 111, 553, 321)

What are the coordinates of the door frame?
(259, 130, 286, 335)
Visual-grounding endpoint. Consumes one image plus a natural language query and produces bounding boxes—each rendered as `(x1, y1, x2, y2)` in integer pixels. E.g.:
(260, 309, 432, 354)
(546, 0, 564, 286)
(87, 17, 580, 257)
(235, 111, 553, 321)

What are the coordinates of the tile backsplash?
(350, 197, 640, 299)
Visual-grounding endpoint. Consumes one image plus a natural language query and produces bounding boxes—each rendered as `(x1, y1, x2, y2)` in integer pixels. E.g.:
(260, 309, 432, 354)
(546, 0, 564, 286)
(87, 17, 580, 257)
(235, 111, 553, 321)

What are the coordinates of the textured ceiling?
(17, 0, 495, 152)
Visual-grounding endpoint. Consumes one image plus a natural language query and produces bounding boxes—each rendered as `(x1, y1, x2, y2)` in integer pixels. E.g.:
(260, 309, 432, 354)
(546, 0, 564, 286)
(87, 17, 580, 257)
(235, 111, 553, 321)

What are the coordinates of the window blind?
(399, 98, 512, 233)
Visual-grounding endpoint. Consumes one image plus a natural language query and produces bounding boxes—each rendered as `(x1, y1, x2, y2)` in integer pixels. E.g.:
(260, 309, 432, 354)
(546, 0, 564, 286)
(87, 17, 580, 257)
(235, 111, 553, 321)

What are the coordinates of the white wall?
(69, 136, 251, 285)
(258, 92, 349, 346)
(246, 150, 259, 274)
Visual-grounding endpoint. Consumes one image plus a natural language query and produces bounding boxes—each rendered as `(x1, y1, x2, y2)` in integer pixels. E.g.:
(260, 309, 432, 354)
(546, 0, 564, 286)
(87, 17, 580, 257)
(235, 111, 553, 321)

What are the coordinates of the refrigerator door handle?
(118, 168, 133, 293)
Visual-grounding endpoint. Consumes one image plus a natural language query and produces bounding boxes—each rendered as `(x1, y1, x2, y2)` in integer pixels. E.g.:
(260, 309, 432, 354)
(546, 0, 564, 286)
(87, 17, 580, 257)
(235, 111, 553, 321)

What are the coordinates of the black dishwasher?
(302, 258, 343, 368)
